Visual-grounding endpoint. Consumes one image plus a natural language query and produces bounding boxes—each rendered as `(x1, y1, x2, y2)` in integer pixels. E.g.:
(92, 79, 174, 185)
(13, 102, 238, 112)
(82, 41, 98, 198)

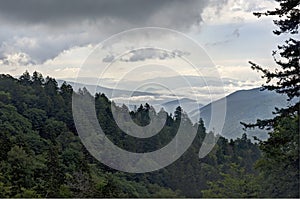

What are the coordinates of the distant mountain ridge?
(194, 88, 289, 140)
(57, 79, 159, 98)
(59, 79, 289, 140)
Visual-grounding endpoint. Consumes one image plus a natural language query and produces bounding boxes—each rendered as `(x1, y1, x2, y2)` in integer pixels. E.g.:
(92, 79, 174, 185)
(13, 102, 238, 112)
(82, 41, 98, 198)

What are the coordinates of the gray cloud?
(102, 55, 115, 63)
(0, 0, 199, 27)
(0, 0, 209, 30)
(0, 0, 229, 66)
(103, 49, 190, 63)
(208, 0, 229, 15)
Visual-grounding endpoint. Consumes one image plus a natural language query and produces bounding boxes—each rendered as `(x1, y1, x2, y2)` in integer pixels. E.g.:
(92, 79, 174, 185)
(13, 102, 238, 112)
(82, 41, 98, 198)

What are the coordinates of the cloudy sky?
(0, 0, 282, 104)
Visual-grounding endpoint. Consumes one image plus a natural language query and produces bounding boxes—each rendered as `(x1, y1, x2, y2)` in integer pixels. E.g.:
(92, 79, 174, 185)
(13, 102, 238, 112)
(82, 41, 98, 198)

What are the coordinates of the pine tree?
(19, 70, 31, 85)
(241, 0, 299, 197)
(242, 0, 299, 129)
(174, 106, 182, 121)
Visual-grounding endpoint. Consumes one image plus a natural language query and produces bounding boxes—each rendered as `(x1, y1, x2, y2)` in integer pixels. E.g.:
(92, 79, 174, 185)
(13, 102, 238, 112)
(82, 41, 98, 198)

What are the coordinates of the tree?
(241, 0, 299, 197)
(0, 173, 11, 197)
(255, 115, 299, 197)
(32, 71, 44, 86)
(23, 108, 47, 131)
(201, 163, 261, 197)
(174, 106, 182, 121)
(6, 146, 36, 195)
(19, 70, 31, 85)
(242, 0, 299, 129)
(45, 145, 65, 197)
(60, 81, 73, 99)
(196, 118, 206, 140)
(44, 77, 59, 96)
(0, 91, 11, 104)
(42, 118, 67, 141)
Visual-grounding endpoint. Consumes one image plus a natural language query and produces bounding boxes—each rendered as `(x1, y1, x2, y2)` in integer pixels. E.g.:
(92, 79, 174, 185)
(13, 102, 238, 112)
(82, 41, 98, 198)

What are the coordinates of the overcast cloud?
(0, 0, 279, 103)
(0, 0, 225, 65)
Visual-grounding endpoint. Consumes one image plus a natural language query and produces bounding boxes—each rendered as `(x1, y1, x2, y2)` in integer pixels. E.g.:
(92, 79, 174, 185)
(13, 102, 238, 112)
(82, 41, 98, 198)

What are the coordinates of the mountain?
(58, 79, 289, 140)
(58, 80, 202, 112)
(190, 88, 289, 140)
(57, 79, 159, 98)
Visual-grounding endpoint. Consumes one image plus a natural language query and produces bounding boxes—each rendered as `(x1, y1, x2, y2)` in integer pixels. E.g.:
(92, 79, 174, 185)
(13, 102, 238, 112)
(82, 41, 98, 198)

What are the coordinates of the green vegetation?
(0, 72, 262, 197)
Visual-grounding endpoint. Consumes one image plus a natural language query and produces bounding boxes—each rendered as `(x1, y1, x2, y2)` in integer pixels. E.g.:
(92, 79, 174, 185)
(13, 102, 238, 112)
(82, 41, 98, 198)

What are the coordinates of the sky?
(0, 0, 283, 105)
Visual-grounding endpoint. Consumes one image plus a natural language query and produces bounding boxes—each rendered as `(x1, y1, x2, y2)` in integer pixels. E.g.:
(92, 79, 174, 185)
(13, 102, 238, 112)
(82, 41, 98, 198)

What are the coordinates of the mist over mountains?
(59, 80, 289, 140)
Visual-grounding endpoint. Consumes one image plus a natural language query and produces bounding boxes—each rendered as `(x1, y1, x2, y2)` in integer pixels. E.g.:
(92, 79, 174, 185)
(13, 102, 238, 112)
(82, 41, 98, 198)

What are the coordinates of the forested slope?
(0, 71, 263, 197)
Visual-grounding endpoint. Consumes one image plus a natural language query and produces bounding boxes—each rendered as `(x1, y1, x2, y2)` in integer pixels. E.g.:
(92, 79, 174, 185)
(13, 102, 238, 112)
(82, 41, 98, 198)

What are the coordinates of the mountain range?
(59, 80, 289, 140)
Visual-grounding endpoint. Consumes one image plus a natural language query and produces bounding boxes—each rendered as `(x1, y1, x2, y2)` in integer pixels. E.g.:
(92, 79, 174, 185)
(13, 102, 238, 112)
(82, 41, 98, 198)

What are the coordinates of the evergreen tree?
(174, 106, 182, 121)
(19, 70, 31, 85)
(241, 0, 300, 197)
(242, 0, 299, 129)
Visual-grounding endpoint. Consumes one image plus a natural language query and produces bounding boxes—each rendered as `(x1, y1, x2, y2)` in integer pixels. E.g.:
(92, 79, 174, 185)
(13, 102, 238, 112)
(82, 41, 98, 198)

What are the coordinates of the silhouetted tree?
(242, 0, 299, 197)
(242, 0, 299, 129)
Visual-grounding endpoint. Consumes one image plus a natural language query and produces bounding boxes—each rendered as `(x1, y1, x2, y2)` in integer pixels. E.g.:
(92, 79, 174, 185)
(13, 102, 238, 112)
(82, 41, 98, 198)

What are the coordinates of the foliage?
(0, 72, 263, 197)
(255, 115, 299, 197)
(202, 163, 261, 198)
(241, 0, 300, 197)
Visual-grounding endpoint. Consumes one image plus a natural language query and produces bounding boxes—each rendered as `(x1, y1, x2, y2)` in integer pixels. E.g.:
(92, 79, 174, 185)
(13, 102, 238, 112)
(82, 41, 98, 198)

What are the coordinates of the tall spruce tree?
(241, 0, 299, 129)
(241, 0, 299, 197)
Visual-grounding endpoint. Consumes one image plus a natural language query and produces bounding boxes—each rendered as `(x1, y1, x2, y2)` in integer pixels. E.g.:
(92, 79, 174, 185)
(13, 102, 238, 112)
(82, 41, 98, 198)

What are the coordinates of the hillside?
(0, 72, 262, 197)
(190, 88, 289, 140)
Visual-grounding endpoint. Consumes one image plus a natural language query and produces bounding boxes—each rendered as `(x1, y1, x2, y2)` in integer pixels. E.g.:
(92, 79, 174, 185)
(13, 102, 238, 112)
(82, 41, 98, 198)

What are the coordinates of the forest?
(0, 0, 299, 197)
(0, 71, 259, 197)
(0, 69, 298, 197)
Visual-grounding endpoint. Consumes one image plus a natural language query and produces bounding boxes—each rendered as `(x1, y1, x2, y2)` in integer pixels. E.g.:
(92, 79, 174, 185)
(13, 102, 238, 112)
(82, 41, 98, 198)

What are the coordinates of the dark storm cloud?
(0, 0, 229, 65)
(0, 0, 207, 28)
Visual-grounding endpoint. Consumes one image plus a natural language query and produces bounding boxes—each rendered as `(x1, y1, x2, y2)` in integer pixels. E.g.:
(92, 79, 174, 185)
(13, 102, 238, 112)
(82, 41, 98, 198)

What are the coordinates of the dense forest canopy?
(0, 72, 263, 197)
